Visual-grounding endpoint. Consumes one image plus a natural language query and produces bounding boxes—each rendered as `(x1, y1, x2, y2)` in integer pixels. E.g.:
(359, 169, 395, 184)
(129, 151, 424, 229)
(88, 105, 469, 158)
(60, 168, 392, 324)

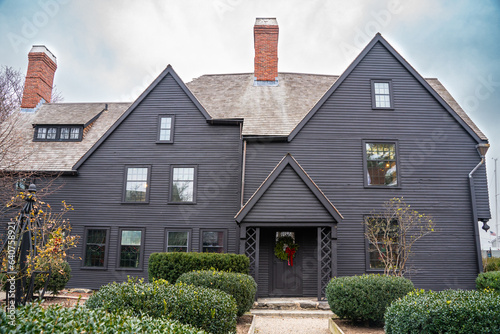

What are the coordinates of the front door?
(270, 231, 303, 296)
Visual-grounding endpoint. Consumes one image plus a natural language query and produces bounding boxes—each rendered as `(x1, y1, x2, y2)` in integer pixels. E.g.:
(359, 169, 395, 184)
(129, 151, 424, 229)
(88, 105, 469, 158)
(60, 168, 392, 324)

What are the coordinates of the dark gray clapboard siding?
(39, 72, 242, 289)
(243, 41, 485, 290)
(244, 165, 334, 222)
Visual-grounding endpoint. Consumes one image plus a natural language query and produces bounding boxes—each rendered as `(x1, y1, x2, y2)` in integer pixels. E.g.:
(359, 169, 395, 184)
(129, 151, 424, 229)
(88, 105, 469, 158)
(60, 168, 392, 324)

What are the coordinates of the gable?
(235, 154, 342, 223)
(288, 34, 487, 144)
(74, 65, 211, 170)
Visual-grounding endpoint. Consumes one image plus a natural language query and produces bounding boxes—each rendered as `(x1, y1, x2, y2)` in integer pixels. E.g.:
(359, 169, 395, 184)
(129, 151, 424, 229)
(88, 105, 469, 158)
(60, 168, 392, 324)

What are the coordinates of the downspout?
(469, 143, 490, 274)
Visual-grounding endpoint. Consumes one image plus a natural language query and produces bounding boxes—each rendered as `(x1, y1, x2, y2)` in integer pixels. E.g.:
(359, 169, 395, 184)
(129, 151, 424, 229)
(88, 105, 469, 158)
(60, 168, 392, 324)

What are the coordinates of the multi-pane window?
(47, 127, 57, 139)
(60, 128, 70, 139)
(365, 217, 399, 270)
(70, 127, 80, 139)
(34, 126, 82, 141)
(372, 81, 392, 108)
(124, 167, 150, 202)
(202, 231, 225, 253)
(158, 116, 174, 142)
(171, 167, 195, 203)
(365, 142, 397, 187)
(84, 229, 108, 267)
(37, 127, 47, 139)
(166, 231, 189, 252)
(119, 230, 142, 268)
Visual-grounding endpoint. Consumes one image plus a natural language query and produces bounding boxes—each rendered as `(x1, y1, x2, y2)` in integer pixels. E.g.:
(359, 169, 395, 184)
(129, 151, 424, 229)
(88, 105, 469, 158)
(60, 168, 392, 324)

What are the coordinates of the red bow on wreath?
(285, 247, 296, 267)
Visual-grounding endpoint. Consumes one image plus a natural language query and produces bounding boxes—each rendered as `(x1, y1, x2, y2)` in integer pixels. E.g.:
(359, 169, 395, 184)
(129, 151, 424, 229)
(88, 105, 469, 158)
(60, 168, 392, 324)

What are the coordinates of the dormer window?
(34, 125, 83, 142)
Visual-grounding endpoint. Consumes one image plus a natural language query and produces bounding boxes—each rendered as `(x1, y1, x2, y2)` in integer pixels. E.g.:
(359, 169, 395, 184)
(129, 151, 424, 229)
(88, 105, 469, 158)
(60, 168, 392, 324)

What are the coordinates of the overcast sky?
(1, 0, 499, 248)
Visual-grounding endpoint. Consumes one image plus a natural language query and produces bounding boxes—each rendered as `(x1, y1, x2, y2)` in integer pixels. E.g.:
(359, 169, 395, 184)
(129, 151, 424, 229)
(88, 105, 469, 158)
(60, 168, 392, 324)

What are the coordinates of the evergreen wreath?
(274, 235, 299, 261)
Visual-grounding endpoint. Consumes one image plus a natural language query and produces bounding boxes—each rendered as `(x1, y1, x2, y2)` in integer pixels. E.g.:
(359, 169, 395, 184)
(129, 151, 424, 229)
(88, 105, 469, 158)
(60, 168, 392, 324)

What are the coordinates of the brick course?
(21, 51, 57, 109)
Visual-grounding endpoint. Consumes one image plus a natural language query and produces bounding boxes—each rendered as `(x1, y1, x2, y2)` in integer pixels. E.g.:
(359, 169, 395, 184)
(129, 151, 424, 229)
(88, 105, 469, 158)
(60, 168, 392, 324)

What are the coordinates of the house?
(1, 18, 491, 299)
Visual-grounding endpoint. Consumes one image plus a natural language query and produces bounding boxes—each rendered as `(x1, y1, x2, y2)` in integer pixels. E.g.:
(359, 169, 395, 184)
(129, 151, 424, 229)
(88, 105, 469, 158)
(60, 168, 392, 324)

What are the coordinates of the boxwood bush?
(86, 278, 237, 334)
(177, 270, 257, 316)
(476, 271, 500, 292)
(385, 289, 500, 333)
(149, 252, 249, 283)
(326, 274, 414, 325)
(0, 303, 206, 333)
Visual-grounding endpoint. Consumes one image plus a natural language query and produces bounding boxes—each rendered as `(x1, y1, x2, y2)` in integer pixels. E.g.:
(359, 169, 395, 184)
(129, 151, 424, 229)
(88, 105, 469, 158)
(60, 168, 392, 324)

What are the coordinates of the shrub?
(385, 289, 500, 333)
(484, 257, 500, 272)
(326, 274, 414, 325)
(177, 270, 257, 316)
(30, 261, 72, 295)
(86, 278, 237, 334)
(476, 271, 500, 292)
(0, 303, 207, 333)
(149, 252, 249, 283)
(0, 262, 71, 296)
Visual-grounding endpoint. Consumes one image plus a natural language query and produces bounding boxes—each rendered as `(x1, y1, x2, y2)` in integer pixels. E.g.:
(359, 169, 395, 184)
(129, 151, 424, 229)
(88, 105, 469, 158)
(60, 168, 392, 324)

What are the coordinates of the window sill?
(115, 267, 144, 271)
(168, 202, 197, 205)
(156, 141, 174, 144)
(371, 107, 394, 110)
(121, 201, 150, 204)
(364, 185, 401, 189)
(80, 267, 108, 270)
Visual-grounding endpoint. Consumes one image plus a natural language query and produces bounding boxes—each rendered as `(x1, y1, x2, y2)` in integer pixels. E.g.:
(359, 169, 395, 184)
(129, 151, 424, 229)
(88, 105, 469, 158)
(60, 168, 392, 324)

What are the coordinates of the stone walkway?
(254, 316, 330, 334)
(251, 298, 333, 334)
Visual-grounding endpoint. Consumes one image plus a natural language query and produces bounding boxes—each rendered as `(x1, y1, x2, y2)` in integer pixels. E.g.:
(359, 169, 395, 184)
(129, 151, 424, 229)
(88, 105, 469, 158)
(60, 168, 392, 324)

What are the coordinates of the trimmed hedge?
(326, 274, 414, 325)
(86, 278, 237, 334)
(385, 289, 500, 333)
(0, 303, 206, 333)
(149, 252, 249, 283)
(177, 270, 257, 316)
(476, 271, 500, 292)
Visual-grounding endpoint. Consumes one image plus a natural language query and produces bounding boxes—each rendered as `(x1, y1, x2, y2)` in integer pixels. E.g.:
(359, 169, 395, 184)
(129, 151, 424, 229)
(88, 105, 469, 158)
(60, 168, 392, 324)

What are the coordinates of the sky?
(0, 0, 499, 248)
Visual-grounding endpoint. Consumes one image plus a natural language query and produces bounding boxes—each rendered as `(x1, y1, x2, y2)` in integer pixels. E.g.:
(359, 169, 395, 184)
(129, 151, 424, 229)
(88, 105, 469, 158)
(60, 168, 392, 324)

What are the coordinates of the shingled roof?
(1, 103, 130, 172)
(187, 72, 338, 137)
(187, 72, 486, 141)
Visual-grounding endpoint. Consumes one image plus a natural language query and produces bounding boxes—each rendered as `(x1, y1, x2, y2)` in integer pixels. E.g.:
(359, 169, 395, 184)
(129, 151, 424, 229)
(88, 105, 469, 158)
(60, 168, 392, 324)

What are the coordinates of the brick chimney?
(254, 18, 278, 84)
(21, 45, 57, 110)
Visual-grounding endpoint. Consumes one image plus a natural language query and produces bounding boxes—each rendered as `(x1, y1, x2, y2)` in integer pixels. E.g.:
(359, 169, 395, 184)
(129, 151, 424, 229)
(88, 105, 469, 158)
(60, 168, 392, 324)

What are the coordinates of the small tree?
(364, 197, 435, 276)
(1, 187, 78, 304)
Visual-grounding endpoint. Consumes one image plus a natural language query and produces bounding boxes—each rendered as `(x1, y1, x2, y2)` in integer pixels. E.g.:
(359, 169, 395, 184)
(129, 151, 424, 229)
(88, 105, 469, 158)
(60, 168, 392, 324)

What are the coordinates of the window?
(83, 228, 109, 268)
(60, 127, 70, 139)
(166, 230, 190, 252)
(365, 217, 399, 270)
(118, 229, 144, 268)
(171, 166, 196, 203)
(37, 127, 47, 139)
(157, 115, 174, 142)
(201, 230, 226, 253)
(34, 125, 83, 141)
(371, 80, 393, 108)
(47, 127, 57, 139)
(364, 142, 398, 187)
(70, 127, 80, 139)
(124, 166, 150, 202)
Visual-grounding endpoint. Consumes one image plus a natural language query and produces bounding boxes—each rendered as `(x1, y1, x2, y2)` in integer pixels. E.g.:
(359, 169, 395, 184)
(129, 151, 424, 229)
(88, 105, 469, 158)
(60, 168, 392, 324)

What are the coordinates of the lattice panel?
(245, 227, 258, 278)
(319, 227, 332, 300)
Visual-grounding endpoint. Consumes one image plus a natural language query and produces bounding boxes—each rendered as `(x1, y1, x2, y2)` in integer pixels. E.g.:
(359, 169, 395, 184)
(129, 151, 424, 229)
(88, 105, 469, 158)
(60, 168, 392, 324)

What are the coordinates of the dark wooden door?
(269, 230, 303, 296)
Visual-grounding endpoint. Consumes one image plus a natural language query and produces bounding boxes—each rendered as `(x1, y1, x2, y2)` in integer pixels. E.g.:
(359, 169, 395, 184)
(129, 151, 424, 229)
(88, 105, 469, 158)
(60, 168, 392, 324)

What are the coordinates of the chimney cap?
(255, 18, 278, 26)
(29, 45, 57, 65)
